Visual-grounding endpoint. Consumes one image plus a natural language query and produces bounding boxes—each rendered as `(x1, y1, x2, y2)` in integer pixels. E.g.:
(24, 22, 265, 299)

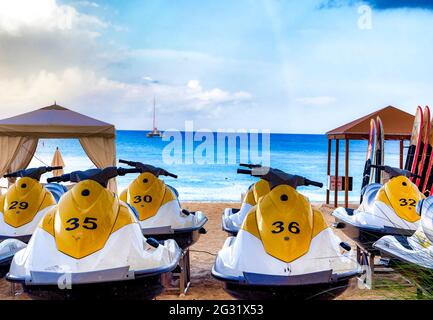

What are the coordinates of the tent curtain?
(0, 136, 31, 181)
(80, 136, 117, 193)
(0, 136, 38, 183)
(7, 137, 39, 184)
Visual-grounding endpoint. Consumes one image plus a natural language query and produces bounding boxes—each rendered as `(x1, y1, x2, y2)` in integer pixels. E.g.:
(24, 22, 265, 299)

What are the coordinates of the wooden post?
(399, 140, 404, 169)
(334, 139, 339, 207)
(326, 139, 332, 205)
(345, 139, 349, 208)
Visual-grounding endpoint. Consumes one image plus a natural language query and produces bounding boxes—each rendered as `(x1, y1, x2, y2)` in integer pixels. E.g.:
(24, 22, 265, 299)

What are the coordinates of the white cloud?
(0, 68, 252, 125)
(0, 0, 106, 35)
(0, 0, 253, 129)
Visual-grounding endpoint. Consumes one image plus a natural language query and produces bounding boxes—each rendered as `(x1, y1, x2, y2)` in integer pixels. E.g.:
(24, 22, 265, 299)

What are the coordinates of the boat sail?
(147, 97, 163, 138)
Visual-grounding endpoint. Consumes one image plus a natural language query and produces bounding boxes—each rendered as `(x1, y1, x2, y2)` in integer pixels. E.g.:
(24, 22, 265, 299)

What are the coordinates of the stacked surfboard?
(406, 106, 433, 195)
(361, 106, 433, 198)
(360, 116, 385, 202)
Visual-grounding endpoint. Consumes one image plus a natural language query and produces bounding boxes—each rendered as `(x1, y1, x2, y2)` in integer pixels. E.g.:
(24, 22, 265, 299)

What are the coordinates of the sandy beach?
(0, 202, 419, 300)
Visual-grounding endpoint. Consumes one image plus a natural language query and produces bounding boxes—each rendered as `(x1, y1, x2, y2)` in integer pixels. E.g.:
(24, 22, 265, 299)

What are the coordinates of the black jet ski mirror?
(119, 159, 178, 179)
(237, 167, 323, 190)
(46, 167, 141, 188)
(4, 166, 64, 182)
(370, 164, 420, 179)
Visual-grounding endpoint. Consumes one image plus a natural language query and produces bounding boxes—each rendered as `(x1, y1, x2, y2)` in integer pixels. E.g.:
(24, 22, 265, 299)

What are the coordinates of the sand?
(0, 202, 418, 300)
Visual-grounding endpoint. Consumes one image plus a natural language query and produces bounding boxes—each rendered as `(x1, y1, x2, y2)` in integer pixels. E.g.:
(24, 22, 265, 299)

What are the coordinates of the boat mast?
(153, 96, 156, 130)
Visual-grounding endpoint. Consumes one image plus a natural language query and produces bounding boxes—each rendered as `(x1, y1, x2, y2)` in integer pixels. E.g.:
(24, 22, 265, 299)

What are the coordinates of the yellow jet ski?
(333, 165, 424, 252)
(222, 163, 270, 236)
(212, 167, 361, 300)
(119, 160, 207, 249)
(0, 166, 66, 277)
(6, 167, 181, 299)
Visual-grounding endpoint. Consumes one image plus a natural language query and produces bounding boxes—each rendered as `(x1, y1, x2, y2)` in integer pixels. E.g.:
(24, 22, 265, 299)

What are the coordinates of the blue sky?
(0, 0, 432, 133)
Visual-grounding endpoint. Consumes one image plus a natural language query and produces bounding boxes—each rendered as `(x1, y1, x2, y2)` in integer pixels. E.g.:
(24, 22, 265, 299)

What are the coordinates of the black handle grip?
(119, 159, 135, 166)
(3, 173, 16, 178)
(117, 168, 141, 176)
(49, 166, 63, 171)
(46, 173, 70, 183)
(237, 169, 252, 175)
(165, 172, 178, 179)
(239, 163, 262, 168)
(305, 179, 323, 188)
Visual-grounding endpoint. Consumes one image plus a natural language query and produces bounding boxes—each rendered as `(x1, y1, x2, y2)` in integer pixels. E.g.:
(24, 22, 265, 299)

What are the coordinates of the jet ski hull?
(221, 208, 240, 236)
(7, 257, 180, 300)
(8, 273, 165, 300)
(334, 209, 416, 252)
(0, 255, 13, 278)
(212, 268, 358, 300)
(374, 235, 433, 294)
(0, 238, 28, 277)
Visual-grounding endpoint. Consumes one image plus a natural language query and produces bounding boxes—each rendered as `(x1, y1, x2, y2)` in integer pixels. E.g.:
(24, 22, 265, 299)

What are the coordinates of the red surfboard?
(406, 107, 424, 181)
(374, 117, 384, 184)
(361, 119, 377, 190)
(422, 106, 433, 194)
(415, 106, 431, 188)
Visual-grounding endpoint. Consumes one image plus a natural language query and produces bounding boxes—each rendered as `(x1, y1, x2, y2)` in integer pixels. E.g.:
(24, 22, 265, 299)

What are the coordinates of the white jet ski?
(118, 160, 207, 249)
(0, 166, 66, 277)
(222, 163, 270, 236)
(6, 167, 181, 299)
(212, 167, 361, 300)
(333, 165, 424, 251)
(373, 196, 433, 293)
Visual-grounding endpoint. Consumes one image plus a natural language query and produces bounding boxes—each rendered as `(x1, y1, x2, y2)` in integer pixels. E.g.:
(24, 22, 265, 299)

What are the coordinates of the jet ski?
(118, 159, 207, 250)
(373, 196, 433, 293)
(0, 166, 66, 277)
(212, 167, 361, 300)
(222, 163, 270, 236)
(6, 166, 181, 299)
(333, 165, 424, 252)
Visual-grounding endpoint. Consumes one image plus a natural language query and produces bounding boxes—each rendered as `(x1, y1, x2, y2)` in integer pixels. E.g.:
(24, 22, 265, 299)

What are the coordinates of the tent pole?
(399, 140, 404, 169)
(345, 139, 349, 208)
(334, 139, 339, 207)
(326, 139, 331, 205)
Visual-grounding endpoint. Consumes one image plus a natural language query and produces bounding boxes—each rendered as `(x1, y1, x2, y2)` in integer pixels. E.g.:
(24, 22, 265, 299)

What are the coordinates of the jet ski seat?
(167, 185, 179, 198)
(45, 183, 68, 203)
(360, 183, 382, 208)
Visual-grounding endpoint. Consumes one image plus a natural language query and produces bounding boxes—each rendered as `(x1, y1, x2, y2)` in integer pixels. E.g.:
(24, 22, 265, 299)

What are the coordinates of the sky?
(0, 0, 432, 133)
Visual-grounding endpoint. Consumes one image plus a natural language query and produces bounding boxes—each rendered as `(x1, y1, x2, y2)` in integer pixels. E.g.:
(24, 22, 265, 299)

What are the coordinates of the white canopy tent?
(0, 104, 117, 192)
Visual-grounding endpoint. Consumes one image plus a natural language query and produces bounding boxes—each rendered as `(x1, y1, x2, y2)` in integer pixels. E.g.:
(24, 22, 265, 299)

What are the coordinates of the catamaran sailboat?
(147, 97, 163, 138)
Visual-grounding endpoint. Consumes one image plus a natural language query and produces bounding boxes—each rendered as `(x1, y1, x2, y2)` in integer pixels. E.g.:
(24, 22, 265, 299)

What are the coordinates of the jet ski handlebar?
(370, 165, 420, 179)
(239, 163, 262, 169)
(46, 167, 142, 188)
(237, 167, 323, 189)
(4, 166, 64, 181)
(118, 159, 177, 179)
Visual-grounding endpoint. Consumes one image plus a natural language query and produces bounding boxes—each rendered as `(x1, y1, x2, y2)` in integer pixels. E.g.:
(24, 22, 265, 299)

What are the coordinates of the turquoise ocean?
(24, 131, 404, 202)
